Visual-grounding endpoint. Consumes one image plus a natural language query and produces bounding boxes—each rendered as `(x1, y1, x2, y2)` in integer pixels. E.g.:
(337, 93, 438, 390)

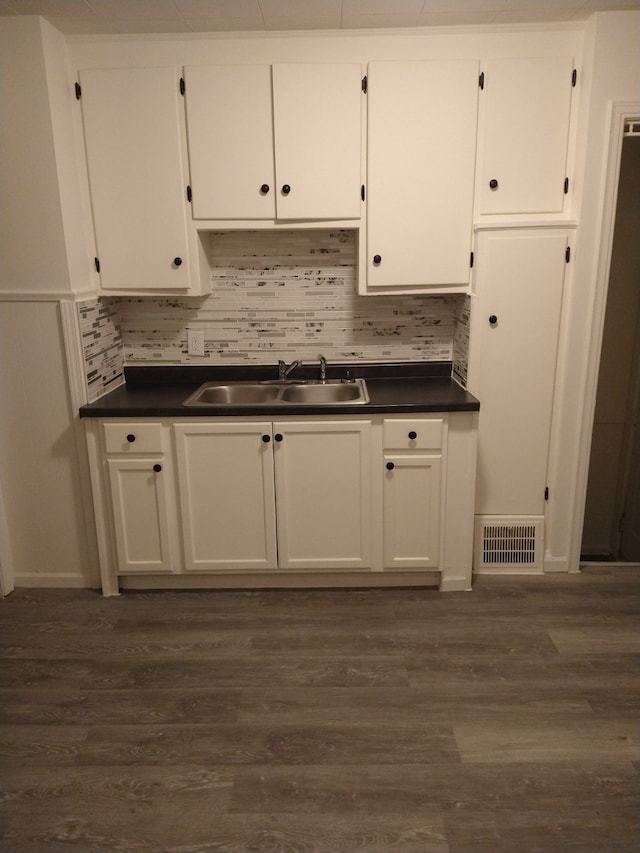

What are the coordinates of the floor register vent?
(474, 516, 544, 573)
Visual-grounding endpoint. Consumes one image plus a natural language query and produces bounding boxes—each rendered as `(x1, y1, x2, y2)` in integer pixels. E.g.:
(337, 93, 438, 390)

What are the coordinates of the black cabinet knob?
(489, 179, 499, 190)
(373, 254, 382, 265)
(274, 433, 283, 442)
(386, 461, 395, 471)
(281, 184, 291, 195)
(408, 431, 417, 440)
(260, 184, 270, 194)
(126, 434, 136, 443)
(153, 464, 162, 473)
(489, 315, 498, 325)
(262, 434, 271, 443)
(173, 257, 183, 267)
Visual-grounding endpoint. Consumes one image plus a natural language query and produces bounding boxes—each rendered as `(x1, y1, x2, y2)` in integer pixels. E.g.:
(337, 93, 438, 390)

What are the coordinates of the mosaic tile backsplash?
(77, 298, 124, 403)
(78, 229, 470, 400)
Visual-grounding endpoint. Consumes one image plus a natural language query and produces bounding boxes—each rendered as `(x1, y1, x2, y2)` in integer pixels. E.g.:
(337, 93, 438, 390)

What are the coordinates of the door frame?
(573, 102, 640, 567)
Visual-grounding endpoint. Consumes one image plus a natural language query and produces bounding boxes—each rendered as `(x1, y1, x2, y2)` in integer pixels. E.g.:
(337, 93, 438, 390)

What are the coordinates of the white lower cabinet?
(88, 413, 477, 593)
(101, 422, 178, 575)
(106, 458, 174, 573)
(273, 420, 372, 571)
(174, 419, 372, 572)
(382, 418, 444, 570)
(174, 422, 278, 572)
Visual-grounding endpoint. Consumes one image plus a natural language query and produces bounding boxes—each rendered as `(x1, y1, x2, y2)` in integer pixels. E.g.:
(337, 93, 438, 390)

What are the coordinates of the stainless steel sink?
(280, 382, 367, 404)
(183, 378, 369, 407)
(184, 384, 280, 406)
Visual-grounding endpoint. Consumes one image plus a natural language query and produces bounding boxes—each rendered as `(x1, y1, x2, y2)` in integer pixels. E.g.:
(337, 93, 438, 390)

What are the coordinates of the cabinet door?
(477, 57, 574, 215)
(80, 67, 191, 290)
(184, 65, 276, 219)
(107, 458, 174, 573)
(469, 230, 569, 515)
(273, 420, 372, 570)
(174, 423, 277, 571)
(272, 63, 362, 220)
(367, 60, 479, 289)
(383, 454, 442, 570)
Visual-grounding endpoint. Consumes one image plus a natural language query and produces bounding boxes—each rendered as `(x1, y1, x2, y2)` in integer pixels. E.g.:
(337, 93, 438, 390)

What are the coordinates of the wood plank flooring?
(1, 566, 639, 853)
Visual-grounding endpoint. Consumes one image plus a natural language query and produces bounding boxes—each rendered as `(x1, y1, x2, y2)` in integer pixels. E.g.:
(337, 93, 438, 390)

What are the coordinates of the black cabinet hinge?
(74, 81, 82, 99)
(544, 486, 549, 501)
(479, 71, 485, 90)
(572, 68, 577, 87)
(564, 177, 570, 194)
(565, 246, 571, 263)
(361, 185, 365, 202)
(94, 257, 101, 273)
(179, 77, 185, 96)
(470, 251, 474, 268)
(361, 75, 367, 93)
(187, 185, 192, 203)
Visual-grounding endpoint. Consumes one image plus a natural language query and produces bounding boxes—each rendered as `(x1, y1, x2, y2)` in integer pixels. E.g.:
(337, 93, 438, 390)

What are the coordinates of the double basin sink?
(183, 378, 370, 407)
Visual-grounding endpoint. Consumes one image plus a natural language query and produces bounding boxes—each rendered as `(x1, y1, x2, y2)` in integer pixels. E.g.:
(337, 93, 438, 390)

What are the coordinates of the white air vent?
(474, 516, 544, 574)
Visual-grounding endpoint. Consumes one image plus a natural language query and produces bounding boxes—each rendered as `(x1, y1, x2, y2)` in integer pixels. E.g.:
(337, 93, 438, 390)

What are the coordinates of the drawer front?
(383, 418, 444, 450)
(103, 422, 164, 454)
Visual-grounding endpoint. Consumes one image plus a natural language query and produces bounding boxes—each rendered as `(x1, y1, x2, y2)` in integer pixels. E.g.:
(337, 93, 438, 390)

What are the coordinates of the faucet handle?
(318, 353, 327, 382)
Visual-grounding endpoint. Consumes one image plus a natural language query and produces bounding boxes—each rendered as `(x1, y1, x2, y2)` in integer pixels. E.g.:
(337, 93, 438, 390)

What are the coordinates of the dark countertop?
(79, 362, 480, 418)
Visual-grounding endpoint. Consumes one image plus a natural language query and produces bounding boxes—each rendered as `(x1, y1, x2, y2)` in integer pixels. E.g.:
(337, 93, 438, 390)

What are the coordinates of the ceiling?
(0, 0, 638, 35)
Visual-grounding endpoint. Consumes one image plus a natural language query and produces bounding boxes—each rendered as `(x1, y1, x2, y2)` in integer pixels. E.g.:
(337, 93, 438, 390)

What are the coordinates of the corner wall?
(0, 16, 99, 588)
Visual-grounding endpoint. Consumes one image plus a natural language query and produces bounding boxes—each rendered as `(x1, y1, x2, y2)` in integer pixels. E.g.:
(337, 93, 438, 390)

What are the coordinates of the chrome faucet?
(278, 359, 300, 380)
(318, 354, 327, 383)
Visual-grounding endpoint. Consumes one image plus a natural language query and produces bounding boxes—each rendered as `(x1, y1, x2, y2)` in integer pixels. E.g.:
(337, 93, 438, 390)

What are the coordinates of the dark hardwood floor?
(1, 567, 639, 853)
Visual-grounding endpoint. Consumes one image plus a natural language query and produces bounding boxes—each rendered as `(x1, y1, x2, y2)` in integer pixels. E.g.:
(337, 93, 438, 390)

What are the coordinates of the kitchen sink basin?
(279, 382, 367, 404)
(183, 384, 280, 406)
(183, 378, 369, 407)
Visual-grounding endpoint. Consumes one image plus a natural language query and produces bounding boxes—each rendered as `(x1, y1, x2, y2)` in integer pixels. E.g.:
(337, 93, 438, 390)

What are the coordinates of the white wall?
(0, 301, 96, 587)
(0, 16, 95, 298)
(0, 17, 98, 588)
(0, 17, 69, 295)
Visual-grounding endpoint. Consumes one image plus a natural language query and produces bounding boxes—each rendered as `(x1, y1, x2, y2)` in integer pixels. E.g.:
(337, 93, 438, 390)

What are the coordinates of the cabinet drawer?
(383, 418, 443, 450)
(104, 423, 164, 454)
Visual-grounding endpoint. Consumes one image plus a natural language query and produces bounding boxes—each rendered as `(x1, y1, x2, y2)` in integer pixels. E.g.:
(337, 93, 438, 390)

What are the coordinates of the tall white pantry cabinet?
(468, 55, 577, 573)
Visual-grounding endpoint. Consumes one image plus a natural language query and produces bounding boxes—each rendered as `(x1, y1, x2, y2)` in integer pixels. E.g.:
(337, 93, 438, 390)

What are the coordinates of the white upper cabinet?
(184, 65, 275, 220)
(476, 57, 575, 216)
(366, 60, 479, 293)
(184, 63, 363, 221)
(79, 67, 192, 292)
(270, 64, 362, 220)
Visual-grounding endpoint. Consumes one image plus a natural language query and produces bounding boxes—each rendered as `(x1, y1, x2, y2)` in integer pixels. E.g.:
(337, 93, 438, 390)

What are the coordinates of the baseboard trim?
(14, 573, 92, 589)
(118, 570, 442, 592)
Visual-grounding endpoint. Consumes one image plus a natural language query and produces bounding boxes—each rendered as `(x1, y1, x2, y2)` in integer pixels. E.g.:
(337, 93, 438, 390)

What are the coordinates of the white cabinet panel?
(184, 63, 362, 222)
(273, 420, 372, 570)
(107, 458, 173, 573)
(184, 65, 275, 220)
(477, 57, 574, 215)
(469, 229, 570, 516)
(80, 67, 191, 291)
(174, 423, 277, 571)
(383, 454, 442, 570)
(271, 63, 362, 220)
(367, 60, 479, 290)
(383, 418, 443, 451)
